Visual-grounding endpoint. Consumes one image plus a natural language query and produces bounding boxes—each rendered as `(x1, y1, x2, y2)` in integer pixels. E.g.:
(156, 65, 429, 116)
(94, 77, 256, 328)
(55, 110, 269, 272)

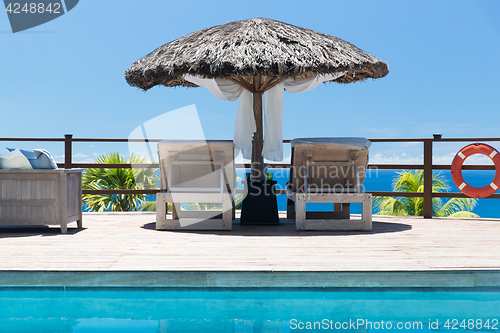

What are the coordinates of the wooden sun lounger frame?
(156, 141, 235, 230)
(287, 140, 372, 231)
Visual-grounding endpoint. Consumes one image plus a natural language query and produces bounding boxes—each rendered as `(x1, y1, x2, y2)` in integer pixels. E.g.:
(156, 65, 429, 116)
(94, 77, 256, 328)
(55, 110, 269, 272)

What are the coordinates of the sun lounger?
(156, 140, 236, 230)
(287, 138, 372, 231)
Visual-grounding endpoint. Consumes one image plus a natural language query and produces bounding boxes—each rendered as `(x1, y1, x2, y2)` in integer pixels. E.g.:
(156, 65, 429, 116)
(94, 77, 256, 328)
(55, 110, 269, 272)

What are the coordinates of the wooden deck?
(0, 212, 499, 287)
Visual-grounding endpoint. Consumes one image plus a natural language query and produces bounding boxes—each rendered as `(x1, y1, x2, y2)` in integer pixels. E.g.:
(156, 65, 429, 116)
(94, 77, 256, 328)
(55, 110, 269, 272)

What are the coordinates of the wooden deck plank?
(0, 212, 499, 272)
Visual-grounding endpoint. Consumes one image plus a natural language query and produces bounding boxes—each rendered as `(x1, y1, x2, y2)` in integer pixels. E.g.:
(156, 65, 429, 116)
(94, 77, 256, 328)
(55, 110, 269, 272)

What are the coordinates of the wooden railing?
(1, 135, 499, 218)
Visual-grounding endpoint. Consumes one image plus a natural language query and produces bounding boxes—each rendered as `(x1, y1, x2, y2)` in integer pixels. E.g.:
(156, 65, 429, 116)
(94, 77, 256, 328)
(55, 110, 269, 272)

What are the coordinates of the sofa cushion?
(0, 149, 33, 169)
(6, 148, 58, 169)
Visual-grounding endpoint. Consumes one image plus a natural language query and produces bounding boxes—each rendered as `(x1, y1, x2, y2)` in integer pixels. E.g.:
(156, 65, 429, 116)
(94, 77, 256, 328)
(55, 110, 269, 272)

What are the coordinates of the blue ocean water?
(84, 169, 498, 218)
(1, 289, 499, 332)
(238, 169, 499, 218)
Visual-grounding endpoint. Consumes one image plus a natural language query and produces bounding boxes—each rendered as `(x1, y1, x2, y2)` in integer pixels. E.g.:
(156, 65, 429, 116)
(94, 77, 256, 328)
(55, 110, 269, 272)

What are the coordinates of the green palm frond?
(431, 171, 449, 193)
(138, 200, 157, 212)
(234, 194, 244, 209)
(436, 197, 478, 217)
(447, 211, 480, 218)
(82, 153, 159, 212)
(183, 202, 223, 210)
(374, 170, 479, 218)
(138, 200, 172, 212)
(393, 170, 422, 193)
(373, 196, 410, 216)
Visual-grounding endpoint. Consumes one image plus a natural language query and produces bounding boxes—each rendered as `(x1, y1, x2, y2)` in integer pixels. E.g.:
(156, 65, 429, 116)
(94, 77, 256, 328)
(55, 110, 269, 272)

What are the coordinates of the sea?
(86, 169, 499, 218)
(241, 169, 499, 218)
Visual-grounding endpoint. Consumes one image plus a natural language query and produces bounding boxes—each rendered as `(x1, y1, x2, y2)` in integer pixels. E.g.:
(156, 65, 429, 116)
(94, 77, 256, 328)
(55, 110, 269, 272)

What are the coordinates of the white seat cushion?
(0, 149, 33, 169)
(6, 148, 58, 169)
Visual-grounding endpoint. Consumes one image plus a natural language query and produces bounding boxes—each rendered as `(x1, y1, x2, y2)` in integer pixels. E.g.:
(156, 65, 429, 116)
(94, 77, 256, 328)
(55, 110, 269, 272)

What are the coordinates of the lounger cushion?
(288, 137, 371, 195)
(291, 137, 371, 149)
(0, 149, 33, 169)
(6, 148, 58, 169)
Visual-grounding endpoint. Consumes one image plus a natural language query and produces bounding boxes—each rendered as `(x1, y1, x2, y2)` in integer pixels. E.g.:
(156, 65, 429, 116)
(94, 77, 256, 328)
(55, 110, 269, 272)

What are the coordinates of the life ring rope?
(451, 143, 500, 198)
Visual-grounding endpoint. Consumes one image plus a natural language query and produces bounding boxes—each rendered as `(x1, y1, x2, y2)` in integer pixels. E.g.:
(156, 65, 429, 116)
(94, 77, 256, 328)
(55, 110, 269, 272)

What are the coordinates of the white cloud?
(370, 153, 423, 164)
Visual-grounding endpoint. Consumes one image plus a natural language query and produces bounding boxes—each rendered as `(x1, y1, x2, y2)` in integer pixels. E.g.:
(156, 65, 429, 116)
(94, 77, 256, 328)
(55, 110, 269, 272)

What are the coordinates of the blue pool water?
(1, 289, 499, 332)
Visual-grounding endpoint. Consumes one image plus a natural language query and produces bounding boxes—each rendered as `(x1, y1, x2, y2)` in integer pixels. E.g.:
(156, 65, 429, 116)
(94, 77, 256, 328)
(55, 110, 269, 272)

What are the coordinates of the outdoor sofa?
(0, 149, 82, 233)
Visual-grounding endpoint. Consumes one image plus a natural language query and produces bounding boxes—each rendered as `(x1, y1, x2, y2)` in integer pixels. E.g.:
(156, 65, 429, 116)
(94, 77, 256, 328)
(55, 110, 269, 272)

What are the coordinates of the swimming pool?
(1, 288, 499, 332)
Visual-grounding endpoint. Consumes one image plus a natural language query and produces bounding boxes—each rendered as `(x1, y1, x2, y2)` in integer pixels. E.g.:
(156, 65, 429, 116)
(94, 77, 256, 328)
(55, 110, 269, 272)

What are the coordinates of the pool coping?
(0, 270, 499, 288)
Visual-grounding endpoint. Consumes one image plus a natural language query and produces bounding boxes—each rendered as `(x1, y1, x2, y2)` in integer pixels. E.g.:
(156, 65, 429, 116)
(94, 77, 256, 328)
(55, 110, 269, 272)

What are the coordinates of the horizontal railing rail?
(2, 135, 500, 217)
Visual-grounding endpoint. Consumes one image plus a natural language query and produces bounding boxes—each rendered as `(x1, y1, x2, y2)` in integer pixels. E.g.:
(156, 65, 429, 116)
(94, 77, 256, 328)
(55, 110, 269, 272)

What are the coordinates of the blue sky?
(1, 0, 500, 163)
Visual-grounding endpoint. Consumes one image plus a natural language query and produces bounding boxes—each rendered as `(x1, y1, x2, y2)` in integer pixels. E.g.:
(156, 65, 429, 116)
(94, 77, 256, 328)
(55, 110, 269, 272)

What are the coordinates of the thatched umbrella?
(125, 18, 388, 179)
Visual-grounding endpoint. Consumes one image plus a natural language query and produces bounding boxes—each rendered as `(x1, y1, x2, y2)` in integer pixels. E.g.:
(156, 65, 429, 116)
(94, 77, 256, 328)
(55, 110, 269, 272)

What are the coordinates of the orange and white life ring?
(451, 143, 500, 198)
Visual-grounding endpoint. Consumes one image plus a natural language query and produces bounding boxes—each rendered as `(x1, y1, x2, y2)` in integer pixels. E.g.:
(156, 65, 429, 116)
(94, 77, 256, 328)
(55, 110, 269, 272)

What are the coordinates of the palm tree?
(82, 153, 159, 212)
(182, 176, 244, 211)
(374, 170, 479, 217)
(183, 194, 244, 211)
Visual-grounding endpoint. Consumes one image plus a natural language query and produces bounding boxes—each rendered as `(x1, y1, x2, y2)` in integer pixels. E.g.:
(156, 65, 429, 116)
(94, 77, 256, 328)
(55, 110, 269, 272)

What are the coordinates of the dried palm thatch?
(124, 18, 388, 91)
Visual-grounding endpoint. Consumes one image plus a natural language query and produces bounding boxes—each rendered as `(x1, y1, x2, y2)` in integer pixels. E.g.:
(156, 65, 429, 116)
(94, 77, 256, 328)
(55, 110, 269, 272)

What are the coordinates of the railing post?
(423, 139, 433, 218)
(64, 134, 73, 169)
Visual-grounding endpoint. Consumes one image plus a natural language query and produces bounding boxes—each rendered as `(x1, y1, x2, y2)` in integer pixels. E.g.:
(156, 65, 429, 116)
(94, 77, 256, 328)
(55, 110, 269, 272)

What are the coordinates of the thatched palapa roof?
(124, 18, 389, 91)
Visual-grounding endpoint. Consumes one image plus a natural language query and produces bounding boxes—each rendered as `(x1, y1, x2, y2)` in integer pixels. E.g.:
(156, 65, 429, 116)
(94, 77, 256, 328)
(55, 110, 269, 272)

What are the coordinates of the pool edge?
(0, 270, 499, 288)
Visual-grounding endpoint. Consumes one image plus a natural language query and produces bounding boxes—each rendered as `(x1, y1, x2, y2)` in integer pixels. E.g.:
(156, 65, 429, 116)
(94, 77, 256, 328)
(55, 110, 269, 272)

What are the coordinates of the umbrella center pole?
(251, 90, 264, 180)
(251, 75, 264, 181)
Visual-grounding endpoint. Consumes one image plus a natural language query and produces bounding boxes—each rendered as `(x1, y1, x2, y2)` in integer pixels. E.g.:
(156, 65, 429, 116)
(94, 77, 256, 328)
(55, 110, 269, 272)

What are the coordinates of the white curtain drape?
(263, 83, 284, 161)
(183, 72, 346, 161)
(184, 75, 242, 101)
(233, 90, 254, 159)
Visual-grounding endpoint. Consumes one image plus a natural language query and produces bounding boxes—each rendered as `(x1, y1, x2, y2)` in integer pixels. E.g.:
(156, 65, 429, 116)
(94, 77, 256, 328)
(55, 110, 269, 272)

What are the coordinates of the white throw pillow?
(0, 149, 33, 169)
(33, 149, 58, 169)
(6, 148, 58, 169)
